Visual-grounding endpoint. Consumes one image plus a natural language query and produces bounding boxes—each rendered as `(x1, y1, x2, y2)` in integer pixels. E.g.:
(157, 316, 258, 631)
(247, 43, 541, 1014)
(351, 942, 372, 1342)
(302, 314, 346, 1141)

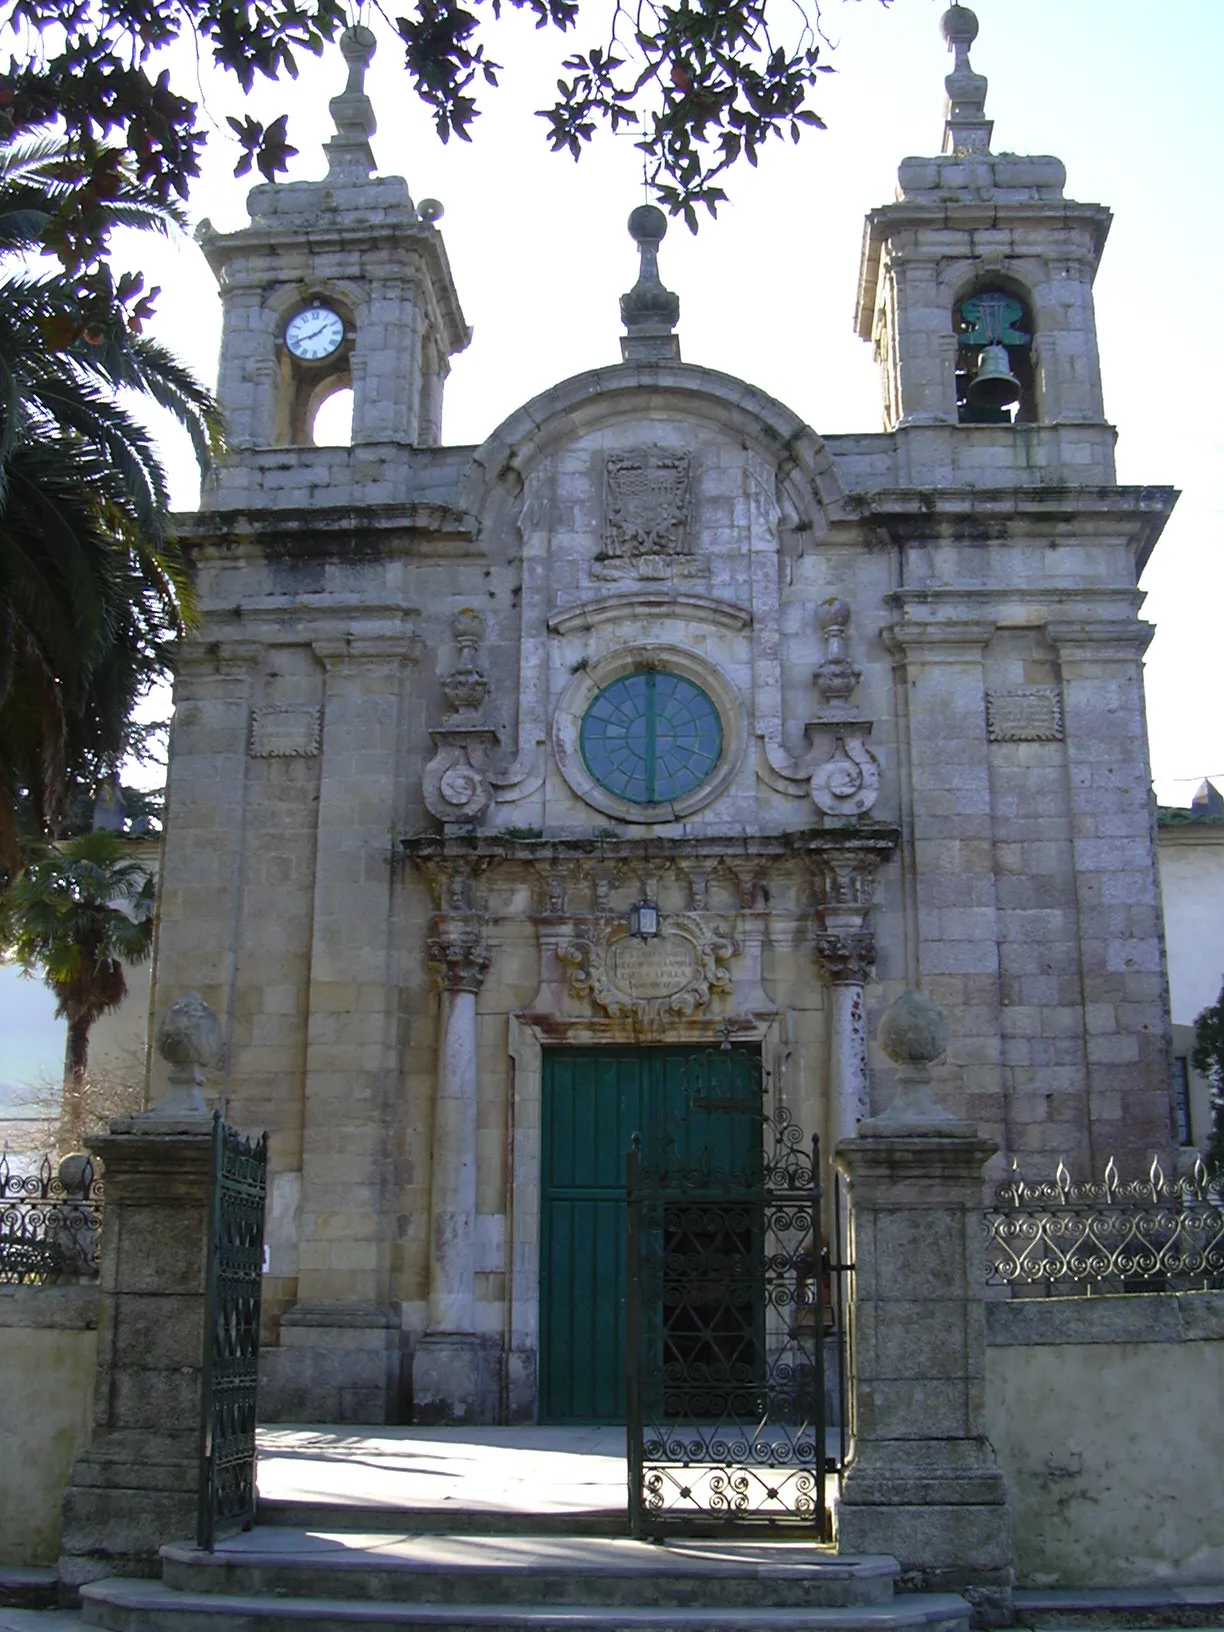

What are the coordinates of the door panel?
(539, 1047, 760, 1425)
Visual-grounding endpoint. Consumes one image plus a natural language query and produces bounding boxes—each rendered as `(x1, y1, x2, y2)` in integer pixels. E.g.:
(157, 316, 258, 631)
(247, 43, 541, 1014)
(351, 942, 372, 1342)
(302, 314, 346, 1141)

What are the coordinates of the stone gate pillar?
(59, 997, 224, 1599)
(411, 910, 492, 1423)
(835, 990, 1011, 1619)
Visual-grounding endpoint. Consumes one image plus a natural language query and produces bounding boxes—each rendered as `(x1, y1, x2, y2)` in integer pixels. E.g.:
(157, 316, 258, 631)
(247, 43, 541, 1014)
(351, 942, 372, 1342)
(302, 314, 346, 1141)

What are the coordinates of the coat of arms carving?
(601, 449, 692, 560)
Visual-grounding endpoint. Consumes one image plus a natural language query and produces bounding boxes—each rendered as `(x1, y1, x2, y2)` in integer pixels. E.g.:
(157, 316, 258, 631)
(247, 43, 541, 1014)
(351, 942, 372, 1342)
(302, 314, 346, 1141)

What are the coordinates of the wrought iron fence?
(985, 1156, 1224, 1295)
(0, 1151, 103, 1284)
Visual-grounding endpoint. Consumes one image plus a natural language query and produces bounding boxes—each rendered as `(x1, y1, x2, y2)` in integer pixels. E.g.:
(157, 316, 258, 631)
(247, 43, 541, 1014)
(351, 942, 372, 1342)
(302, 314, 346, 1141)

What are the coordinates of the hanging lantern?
(628, 897, 660, 939)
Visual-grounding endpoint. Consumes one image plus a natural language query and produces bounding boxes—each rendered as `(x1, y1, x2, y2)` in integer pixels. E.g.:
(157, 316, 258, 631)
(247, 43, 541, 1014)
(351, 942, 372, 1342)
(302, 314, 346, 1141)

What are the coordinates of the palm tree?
(0, 134, 223, 873)
(2, 831, 155, 1151)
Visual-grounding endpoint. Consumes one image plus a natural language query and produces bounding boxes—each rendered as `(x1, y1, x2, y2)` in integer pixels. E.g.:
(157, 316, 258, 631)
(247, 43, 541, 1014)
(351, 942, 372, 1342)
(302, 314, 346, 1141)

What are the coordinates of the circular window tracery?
(580, 670, 722, 806)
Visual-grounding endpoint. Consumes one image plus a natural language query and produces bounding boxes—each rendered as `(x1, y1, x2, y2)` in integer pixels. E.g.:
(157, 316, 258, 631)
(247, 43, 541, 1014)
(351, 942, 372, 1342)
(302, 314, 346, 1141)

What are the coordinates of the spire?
(941, 5, 992, 156)
(325, 25, 378, 181)
(619, 205, 680, 363)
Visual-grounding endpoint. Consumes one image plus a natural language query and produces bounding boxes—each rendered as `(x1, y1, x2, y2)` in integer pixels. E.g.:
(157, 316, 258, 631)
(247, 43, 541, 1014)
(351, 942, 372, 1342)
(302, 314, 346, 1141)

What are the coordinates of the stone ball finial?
(878, 987, 949, 1069)
(157, 992, 222, 1075)
(57, 1153, 92, 1197)
(941, 4, 979, 49)
(816, 596, 852, 633)
(339, 24, 377, 68)
(628, 204, 668, 247)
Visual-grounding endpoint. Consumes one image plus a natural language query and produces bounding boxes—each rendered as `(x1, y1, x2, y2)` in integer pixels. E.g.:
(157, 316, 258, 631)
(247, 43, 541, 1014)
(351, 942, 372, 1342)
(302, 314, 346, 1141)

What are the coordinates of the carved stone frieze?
(600, 448, 691, 562)
(427, 915, 491, 992)
(560, 913, 737, 1029)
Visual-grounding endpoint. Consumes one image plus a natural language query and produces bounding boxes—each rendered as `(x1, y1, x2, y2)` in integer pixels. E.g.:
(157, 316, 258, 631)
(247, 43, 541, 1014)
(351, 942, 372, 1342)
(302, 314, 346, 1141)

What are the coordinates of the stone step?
(82, 1577, 973, 1632)
(257, 1500, 628, 1537)
(157, 1532, 898, 1610)
(1011, 1586, 1224, 1629)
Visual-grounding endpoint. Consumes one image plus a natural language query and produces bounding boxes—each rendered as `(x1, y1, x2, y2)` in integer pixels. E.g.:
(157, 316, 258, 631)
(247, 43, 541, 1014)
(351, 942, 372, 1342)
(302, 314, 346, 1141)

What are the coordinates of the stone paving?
(254, 1425, 629, 1515)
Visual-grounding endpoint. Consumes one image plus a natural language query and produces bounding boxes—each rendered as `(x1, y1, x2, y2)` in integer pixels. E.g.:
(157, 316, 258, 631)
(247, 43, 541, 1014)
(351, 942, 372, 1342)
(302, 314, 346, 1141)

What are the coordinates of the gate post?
(58, 996, 225, 1600)
(834, 991, 1011, 1620)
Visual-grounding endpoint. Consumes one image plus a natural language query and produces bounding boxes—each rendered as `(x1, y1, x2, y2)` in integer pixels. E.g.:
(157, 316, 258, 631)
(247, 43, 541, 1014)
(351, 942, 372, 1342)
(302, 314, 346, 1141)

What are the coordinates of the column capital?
(814, 929, 876, 987)
(312, 633, 422, 672)
(428, 915, 492, 992)
(881, 617, 996, 659)
(1045, 618, 1154, 660)
(175, 639, 263, 679)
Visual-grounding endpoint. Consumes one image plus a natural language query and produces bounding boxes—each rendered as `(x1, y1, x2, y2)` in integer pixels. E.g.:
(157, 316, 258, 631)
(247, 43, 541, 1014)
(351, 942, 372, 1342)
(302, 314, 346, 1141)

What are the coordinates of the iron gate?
(626, 1056, 851, 1538)
(197, 1114, 268, 1551)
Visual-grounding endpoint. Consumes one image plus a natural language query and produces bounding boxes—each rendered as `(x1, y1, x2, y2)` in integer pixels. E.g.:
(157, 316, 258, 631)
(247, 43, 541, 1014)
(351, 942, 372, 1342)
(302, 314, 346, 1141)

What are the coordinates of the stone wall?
(0, 1285, 98, 1566)
(985, 1292, 1224, 1587)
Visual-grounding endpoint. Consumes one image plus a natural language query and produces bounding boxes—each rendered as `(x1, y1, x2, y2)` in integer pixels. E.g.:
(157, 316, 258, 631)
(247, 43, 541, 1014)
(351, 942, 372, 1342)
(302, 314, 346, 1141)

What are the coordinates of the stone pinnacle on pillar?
(324, 24, 380, 182)
(940, 4, 993, 156)
(619, 204, 681, 363)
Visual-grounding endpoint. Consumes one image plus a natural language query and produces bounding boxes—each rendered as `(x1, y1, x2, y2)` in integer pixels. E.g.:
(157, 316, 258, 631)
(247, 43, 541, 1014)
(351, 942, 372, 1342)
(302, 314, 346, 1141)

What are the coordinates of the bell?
(967, 342, 1022, 410)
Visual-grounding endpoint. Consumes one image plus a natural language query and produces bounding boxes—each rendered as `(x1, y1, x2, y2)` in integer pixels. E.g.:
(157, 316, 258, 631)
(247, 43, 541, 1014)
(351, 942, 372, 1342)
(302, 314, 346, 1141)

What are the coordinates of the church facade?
(150, 9, 1178, 1424)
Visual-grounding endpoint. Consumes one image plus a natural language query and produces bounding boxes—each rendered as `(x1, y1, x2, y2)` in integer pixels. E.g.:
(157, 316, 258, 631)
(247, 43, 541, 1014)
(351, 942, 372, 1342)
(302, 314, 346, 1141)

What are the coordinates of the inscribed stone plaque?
(985, 689, 1064, 743)
(609, 934, 699, 999)
(249, 706, 321, 758)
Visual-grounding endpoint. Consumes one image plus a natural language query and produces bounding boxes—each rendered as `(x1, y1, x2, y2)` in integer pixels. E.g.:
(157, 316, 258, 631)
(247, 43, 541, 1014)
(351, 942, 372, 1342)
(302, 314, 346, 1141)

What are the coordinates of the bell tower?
(198, 27, 470, 453)
(854, 4, 1110, 432)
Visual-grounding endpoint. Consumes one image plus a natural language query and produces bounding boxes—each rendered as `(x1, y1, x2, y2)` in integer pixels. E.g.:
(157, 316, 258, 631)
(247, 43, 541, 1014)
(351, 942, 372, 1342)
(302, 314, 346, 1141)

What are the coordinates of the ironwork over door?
(627, 1056, 835, 1538)
(539, 1048, 759, 1424)
(198, 1115, 268, 1551)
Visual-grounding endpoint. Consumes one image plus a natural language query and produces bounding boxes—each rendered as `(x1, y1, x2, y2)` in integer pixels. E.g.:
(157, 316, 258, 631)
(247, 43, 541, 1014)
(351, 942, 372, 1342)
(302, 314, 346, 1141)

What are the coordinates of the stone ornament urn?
(112, 991, 223, 1131)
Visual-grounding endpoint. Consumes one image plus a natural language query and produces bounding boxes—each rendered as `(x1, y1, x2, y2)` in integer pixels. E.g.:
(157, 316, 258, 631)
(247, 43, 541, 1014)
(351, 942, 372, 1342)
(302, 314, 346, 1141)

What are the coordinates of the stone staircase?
(79, 1508, 973, 1632)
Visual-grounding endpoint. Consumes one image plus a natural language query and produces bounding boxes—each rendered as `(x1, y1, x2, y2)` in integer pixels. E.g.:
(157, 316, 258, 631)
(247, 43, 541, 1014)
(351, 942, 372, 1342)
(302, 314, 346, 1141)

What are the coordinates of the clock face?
(284, 305, 345, 361)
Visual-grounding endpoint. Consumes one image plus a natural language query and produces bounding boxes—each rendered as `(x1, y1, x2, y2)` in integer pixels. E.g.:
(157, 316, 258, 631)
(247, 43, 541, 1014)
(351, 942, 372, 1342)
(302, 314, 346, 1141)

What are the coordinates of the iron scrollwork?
(626, 1056, 847, 1538)
(197, 1114, 268, 1551)
(0, 1151, 102, 1284)
(985, 1155, 1224, 1293)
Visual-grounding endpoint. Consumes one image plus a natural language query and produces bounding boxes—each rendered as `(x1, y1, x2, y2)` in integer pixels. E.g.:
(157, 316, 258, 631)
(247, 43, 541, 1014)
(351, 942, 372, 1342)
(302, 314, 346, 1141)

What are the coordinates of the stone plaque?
(985, 689, 1064, 743)
(609, 934, 699, 998)
(249, 705, 321, 758)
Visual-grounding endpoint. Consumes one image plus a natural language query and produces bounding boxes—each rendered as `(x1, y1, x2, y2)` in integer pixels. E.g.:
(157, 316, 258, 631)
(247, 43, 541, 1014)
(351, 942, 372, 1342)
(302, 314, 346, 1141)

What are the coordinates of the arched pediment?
(456, 360, 848, 530)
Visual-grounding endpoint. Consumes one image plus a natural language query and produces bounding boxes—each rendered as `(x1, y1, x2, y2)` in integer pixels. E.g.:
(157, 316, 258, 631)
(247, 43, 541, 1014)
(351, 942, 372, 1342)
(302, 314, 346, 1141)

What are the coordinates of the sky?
(4, 0, 1223, 1100)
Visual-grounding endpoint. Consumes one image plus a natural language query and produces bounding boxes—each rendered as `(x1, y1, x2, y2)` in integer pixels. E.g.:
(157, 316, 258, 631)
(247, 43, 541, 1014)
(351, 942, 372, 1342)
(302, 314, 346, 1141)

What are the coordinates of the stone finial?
(814, 597, 862, 706)
(940, 4, 993, 156)
(148, 992, 222, 1118)
(325, 25, 379, 181)
(620, 205, 681, 364)
(860, 988, 975, 1136)
(442, 609, 490, 717)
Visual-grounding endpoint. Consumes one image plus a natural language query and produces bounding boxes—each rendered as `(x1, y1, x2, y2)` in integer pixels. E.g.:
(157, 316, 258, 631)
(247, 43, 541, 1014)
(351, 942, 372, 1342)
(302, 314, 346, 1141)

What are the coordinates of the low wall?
(986, 1291, 1224, 1588)
(0, 1284, 98, 1566)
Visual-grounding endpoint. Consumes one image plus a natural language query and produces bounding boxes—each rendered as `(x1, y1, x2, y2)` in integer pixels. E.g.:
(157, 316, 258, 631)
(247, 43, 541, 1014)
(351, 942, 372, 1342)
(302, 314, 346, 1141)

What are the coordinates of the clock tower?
(196, 26, 469, 457)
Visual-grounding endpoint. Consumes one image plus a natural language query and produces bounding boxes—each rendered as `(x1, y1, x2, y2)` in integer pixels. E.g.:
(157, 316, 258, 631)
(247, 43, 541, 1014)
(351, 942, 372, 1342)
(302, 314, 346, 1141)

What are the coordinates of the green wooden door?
(539, 1046, 760, 1424)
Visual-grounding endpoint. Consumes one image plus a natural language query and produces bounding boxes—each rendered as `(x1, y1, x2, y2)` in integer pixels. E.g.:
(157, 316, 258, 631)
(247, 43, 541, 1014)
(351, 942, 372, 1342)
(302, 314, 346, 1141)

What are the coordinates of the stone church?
(149, 5, 1178, 1425)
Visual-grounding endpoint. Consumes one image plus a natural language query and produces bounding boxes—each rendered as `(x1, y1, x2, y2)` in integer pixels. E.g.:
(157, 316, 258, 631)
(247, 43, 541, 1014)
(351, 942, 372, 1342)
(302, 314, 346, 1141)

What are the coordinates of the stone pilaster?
(835, 988, 1010, 1616)
(835, 1131, 1010, 1610)
(1047, 618, 1172, 1167)
(263, 632, 417, 1425)
(411, 912, 493, 1424)
(883, 617, 1007, 1145)
(59, 998, 226, 1600)
(149, 643, 260, 1107)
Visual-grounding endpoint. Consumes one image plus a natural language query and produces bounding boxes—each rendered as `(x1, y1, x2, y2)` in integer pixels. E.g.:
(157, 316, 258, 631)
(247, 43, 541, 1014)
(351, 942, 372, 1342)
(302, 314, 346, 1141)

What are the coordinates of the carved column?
(813, 851, 879, 1151)
(411, 912, 492, 1424)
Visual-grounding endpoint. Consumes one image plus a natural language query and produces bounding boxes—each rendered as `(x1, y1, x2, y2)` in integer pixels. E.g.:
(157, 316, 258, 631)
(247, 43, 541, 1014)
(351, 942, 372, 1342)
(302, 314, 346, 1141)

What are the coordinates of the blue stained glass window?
(580, 671, 723, 805)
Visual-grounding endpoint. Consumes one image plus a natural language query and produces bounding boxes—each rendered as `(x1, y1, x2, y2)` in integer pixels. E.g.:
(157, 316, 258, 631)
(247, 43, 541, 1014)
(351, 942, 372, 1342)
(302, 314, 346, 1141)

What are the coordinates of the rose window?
(579, 670, 723, 806)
